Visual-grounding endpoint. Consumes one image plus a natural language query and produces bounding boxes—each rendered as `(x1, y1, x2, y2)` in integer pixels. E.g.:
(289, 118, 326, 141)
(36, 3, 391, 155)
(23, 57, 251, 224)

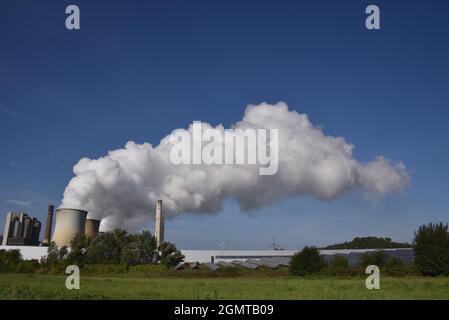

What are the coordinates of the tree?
(358, 251, 387, 269)
(42, 241, 67, 268)
(383, 256, 411, 276)
(67, 233, 90, 264)
(0, 249, 22, 272)
(324, 255, 350, 276)
(123, 231, 158, 265)
(87, 229, 131, 264)
(413, 222, 449, 276)
(329, 255, 349, 269)
(290, 247, 325, 276)
(45, 241, 60, 265)
(159, 241, 184, 268)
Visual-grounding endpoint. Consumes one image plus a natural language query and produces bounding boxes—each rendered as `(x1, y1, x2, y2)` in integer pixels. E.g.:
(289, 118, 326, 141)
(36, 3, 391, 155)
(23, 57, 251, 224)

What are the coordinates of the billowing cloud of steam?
(61, 102, 410, 231)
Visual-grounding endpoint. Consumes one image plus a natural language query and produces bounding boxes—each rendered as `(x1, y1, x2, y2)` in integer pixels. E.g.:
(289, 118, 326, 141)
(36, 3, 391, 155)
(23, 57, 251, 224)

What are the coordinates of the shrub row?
(290, 247, 419, 277)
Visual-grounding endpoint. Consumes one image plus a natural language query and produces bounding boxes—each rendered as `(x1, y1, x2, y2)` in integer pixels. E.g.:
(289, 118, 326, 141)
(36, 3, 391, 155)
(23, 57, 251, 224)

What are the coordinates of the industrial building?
(0, 205, 102, 248)
(181, 248, 414, 264)
(1, 212, 41, 246)
(1, 200, 163, 248)
(0, 200, 163, 257)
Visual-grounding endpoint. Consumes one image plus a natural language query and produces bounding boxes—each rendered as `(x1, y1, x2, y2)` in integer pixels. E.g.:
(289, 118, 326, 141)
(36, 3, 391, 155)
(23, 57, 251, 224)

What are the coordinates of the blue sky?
(0, 0, 448, 249)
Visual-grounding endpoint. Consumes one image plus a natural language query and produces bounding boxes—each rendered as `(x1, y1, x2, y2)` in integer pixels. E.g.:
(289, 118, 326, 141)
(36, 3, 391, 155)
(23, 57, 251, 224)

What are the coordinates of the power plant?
(0, 200, 166, 248)
(0, 200, 416, 266)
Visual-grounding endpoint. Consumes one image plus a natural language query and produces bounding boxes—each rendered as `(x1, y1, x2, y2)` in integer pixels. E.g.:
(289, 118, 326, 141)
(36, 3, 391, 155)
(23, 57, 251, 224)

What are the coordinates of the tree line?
(0, 229, 185, 274)
(291, 222, 449, 277)
(322, 236, 412, 250)
(45, 229, 185, 268)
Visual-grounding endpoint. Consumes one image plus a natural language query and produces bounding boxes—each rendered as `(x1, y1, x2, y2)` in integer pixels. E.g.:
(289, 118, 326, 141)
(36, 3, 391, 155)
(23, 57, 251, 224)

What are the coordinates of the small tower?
(154, 200, 164, 245)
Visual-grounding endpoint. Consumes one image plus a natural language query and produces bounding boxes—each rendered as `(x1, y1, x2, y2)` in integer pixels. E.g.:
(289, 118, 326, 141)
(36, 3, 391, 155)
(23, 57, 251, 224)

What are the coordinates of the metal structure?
(42, 205, 54, 246)
(85, 218, 101, 239)
(267, 236, 284, 251)
(154, 200, 164, 245)
(51, 208, 87, 247)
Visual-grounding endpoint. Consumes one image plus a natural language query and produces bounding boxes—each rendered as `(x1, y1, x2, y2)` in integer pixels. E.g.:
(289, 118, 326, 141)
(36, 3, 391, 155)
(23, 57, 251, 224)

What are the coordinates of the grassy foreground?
(1, 273, 449, 299)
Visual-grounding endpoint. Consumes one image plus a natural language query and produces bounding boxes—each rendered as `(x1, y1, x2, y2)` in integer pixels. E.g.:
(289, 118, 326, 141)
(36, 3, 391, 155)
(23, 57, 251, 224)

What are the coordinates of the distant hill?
(322, 237, 412, 250)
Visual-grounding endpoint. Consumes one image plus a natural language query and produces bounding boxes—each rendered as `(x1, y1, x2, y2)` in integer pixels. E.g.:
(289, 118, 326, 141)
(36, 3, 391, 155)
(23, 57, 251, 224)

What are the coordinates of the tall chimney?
(154, 200, 164, 245)
(42, 205, 54, 246)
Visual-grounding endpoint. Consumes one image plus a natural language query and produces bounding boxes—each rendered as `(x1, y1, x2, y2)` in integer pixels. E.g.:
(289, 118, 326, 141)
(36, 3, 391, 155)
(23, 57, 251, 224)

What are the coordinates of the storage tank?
(51, 208, 87, 247)
(85, 218, 101, 239)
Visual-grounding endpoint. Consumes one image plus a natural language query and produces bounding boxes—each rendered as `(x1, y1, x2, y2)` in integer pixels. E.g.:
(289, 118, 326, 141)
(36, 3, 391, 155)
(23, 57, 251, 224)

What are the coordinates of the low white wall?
(0, 245, 47, 260)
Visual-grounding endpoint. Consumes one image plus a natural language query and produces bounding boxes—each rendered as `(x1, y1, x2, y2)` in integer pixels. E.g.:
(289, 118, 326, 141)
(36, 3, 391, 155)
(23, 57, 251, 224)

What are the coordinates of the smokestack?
(154, 200, 164, 245)
(42, 205, 54, 246)
(85, 218, 101, 239)
(52, 208, 87, 247)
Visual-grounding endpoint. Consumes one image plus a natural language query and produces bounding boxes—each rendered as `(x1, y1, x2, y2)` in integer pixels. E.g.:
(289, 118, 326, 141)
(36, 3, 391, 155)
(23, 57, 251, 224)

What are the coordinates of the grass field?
(1, 274, 449, 299)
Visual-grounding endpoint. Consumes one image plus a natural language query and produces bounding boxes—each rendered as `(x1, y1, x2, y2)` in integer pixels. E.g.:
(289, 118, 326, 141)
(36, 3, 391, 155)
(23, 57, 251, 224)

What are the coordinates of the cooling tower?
(85, 218, 101, 239)
(51, 208, 87, 247)
(42, 205, 54, 246)
(155, 200, 164, 245)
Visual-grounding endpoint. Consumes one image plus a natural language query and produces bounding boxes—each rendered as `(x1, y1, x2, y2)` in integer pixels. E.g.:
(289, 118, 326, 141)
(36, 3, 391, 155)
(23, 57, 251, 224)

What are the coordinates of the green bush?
(66, 234, 90, 265)
(128, 263, 167, 276)
(329, 255, 349, 269)
(383, 257, 417, 276)
(81, 263, 129, 275)
(0, 249, 23, 273)
(87, 229, 131, 264)
(323, 255, 352, 276)
(290, 247, 325, 276)
(159, 242, 185, 268)
(15, 260, 40, 274)
(122, 231, 158, 265)
(413, 222, 449, 276)
(85, 229, 159, 266)
(41, 242, 68, 270)
(358, 251, 387, 269)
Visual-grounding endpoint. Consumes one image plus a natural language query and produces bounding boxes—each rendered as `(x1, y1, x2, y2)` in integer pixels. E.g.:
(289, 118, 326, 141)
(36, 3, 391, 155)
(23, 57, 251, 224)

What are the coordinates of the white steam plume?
(61, 102, 410, 231)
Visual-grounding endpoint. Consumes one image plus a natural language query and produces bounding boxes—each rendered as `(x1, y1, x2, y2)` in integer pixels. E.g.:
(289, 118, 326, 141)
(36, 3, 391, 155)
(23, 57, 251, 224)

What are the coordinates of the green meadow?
(1, 273, 449, 300)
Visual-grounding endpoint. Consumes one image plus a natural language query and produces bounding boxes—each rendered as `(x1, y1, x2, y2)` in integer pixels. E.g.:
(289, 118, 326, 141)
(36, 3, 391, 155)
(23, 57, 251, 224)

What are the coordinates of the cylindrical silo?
(51, 208, 87, 247)
(85, 218, 101, 239)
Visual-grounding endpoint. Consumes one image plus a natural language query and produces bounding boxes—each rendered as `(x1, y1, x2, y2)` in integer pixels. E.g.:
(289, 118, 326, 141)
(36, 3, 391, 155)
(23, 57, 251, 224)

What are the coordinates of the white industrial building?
(180, 248, 414, 263)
